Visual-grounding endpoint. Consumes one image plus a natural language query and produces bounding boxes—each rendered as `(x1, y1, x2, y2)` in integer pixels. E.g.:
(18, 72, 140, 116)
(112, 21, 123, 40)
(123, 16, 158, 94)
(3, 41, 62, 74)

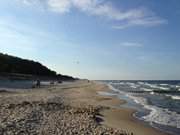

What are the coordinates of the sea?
(99, 80, 180, 135)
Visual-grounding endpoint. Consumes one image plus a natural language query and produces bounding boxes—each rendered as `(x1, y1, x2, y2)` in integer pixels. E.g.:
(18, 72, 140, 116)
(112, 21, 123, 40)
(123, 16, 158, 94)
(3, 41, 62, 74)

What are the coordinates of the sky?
(0, 0, 180, 80)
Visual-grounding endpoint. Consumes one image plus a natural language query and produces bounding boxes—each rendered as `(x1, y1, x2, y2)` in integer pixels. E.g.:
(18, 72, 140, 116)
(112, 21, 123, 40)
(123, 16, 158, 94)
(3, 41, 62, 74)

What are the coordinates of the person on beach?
(36, 79, 41, 87)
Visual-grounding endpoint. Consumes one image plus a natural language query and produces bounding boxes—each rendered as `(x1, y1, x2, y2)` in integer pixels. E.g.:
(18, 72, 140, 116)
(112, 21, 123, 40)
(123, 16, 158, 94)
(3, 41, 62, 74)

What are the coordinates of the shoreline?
(0, 80, 170, 135)
(94, 81, 170, 135)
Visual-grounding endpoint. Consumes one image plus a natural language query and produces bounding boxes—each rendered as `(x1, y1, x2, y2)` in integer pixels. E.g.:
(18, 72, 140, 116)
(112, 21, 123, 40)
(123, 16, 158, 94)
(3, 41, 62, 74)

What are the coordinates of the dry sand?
(60, 80, 169, 135)
(0, 80, 170, 135)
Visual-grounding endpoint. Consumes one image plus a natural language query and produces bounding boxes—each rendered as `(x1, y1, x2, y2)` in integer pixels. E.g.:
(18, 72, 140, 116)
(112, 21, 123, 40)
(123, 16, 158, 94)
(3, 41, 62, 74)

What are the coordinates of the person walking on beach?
(36, 79, 41, 87)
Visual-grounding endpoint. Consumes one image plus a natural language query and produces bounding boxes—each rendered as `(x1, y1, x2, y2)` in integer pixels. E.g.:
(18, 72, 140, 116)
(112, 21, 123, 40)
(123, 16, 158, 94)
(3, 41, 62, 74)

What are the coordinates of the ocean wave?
(170, 95, 180, 100)
(109, 82, 122, 85)
(126, 82, 140, 89)
(145, 83, 170, 90)
(165, 94, 180, 100)
(109, 82, 139, 89)
(150, 91, 155, 95)
(171, 96, 180, 100)
(127, 94, 180, 129)
(143, 83, 158, 88)
(109, 82, 131, 86)
(138, 82, 145, 85)
(119, 82, 126, 85)
(126, 94, 147, 104)
(160, 84, 169, 86)
(125, 82, 134, 85)
(125, 82, 136, 86)
(130, 85, 137, 89)
(142, 105, 180, 129)
(140, 88, 153, 92)
(106, 81, 180, 135)
(107, 83, 119, 92)
(159, 87, 170, 90)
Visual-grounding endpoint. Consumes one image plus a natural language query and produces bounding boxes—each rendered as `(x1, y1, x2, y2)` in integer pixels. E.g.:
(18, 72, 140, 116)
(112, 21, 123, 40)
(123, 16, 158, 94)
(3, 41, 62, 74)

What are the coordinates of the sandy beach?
(1, 0, 179, 134)
(0, 80, 169, 135)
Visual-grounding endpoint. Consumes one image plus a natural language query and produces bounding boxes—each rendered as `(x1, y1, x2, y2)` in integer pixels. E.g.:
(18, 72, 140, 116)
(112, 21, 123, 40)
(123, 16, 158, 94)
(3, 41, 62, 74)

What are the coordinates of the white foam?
(176, 87, 180, 91)
(127, 94, 180, 129)
(159, 87, 170, 90)
(140, 88, 153, 92)
(142, 105, 180, 129)
(150, 91, 155, 95)
(144, 83, 159, 89)
(126, 82, 135, 86)
(119, 82, 126, 85)
(166, 94, 180, 100)
(175, 85, 180, 88)
(126, 82, 140, 89)
(130, 85, 137, 89)
(107, 82, 180, 129)
(171, 95, 180, 100)
(107, 83, 119, 92)
(127, 94, 147, 104)
(160, 84, 169, 86)
(145, 83, 170, 90)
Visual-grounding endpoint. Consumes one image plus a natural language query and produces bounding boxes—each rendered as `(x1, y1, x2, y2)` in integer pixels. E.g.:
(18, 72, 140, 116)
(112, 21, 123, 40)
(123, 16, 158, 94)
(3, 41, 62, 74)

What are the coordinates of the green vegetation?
(0, 53, 75, 80)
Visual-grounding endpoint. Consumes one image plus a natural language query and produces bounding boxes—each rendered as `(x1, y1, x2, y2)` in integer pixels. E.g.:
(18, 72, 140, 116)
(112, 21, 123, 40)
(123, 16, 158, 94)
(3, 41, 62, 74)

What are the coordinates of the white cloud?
(19, 0, 167, 29)
(113, 16, 167, 29)
(19, 0, 40, 6)
(121, 42, 143, 47)
(21, 0, 33, 5)
(48, 0, 72, 13)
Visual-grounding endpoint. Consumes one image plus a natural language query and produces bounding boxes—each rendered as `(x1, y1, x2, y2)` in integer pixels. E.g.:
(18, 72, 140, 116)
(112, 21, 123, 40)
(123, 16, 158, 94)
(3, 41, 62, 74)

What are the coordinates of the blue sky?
(0, 0, 180, 80)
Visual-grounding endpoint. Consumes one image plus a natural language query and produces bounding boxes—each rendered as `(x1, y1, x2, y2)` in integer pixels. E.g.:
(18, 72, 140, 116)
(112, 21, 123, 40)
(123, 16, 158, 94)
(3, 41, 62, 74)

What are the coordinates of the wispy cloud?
(47, 0, 72, 13)
(112, 16, 167, 29)
(19, 0, 167, 29)
(121, 42, 143, 47)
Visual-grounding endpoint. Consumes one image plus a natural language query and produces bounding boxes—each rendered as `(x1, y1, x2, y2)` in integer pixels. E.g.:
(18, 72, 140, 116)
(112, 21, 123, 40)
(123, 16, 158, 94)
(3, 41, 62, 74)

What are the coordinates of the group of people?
(32, 79, 63, 88)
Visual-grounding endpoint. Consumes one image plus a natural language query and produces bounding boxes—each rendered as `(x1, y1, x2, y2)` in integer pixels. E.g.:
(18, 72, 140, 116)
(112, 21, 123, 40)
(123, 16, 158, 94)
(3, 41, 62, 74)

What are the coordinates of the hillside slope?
(0, 53, 75, 80)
